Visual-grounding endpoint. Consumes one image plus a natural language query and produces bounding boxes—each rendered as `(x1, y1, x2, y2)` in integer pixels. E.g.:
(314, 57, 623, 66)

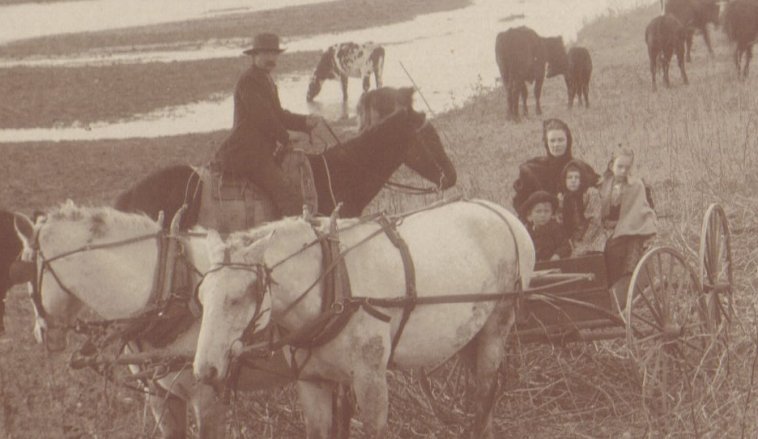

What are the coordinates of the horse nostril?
(208, 366, 218, 381)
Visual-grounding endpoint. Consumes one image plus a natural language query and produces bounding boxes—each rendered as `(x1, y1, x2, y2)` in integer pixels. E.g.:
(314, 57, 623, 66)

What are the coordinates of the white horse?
(193, 199, 535, 438)
(13, 201, 293, 438)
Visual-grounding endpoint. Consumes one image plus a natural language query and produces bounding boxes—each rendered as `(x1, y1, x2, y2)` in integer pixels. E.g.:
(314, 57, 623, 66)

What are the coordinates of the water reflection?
(0, 0, 651, 143)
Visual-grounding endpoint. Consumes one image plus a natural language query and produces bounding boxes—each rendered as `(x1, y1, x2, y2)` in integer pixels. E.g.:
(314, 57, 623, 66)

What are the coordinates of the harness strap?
(375, 215, 416, 366)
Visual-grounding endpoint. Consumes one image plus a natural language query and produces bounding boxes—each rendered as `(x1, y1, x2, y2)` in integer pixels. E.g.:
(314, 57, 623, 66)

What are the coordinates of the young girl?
(559, 159, 604, 256)
(600, 148, 657, 285)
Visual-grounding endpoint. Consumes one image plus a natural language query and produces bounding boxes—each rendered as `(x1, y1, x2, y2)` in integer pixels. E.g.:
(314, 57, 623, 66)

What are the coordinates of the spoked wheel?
(699, 203, 733, 330)
(625, 247, 718, 412)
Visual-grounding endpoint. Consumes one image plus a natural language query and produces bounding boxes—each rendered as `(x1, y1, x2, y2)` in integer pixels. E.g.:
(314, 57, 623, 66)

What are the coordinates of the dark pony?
(306, 42, 385, 103)
(645, 14, 689, 91)
(723, 0, 758, 79)
(495, 26, 568, 121)
(115, 96, 455, 227)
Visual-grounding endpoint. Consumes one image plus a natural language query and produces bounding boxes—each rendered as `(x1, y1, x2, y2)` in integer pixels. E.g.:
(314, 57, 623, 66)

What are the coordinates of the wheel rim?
(699, 203, 733, 328)
(624, 246, 714, 411)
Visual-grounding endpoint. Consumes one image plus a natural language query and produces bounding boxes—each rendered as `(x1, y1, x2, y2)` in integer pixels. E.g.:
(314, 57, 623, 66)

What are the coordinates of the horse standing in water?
(15, 104, 454, 438)
(193, 200, 535, 438)
(306, 42, 385, 104)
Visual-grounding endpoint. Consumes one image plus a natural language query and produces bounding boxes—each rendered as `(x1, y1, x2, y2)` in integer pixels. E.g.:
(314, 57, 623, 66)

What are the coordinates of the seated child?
(519, 190, 571, 261)
(600, 148, 657, 285)
(559, 159, 605, 256)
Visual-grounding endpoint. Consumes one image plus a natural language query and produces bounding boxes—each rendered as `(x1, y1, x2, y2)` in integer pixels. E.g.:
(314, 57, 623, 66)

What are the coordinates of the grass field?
(2, 1, 758, 437)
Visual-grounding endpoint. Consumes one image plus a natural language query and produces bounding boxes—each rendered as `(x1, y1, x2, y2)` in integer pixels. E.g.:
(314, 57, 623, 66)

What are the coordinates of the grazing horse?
(495, 26, 568, 121)
(645, 14, 689, 91)
(193, 200, 535, 438)
(306, 42, 385, 103)
(723, 0, 758, 79)
(664, 0, 720, 61)
(115, 104, 456, 228)
(355, 86, 415, 131)
(565, 47, 592, 108)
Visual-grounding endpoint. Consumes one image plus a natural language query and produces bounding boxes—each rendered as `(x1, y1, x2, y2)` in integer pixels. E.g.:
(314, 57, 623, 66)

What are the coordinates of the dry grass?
(2, 1, 758, 438)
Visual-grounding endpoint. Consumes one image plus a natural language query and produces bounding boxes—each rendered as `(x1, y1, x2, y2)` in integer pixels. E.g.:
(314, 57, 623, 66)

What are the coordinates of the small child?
(519, 190, 571, 261)
(600, 147, 657, 285)
(559, 160, 605, 256)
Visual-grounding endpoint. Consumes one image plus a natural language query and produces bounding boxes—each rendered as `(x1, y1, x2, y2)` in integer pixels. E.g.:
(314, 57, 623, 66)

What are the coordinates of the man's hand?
(306, 114, 325, 131)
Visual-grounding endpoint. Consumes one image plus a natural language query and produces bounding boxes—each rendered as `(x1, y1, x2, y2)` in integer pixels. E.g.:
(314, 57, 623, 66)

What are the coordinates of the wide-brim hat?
(518, 190, 558, 219)
(243, 32, 286, 55)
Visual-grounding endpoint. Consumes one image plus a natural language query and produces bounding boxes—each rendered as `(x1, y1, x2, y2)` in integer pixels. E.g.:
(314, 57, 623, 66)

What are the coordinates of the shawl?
(600, 176, 656, 239)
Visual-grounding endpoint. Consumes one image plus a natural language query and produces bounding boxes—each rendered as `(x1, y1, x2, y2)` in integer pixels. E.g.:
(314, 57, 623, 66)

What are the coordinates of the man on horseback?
(214, 32, 325, 216)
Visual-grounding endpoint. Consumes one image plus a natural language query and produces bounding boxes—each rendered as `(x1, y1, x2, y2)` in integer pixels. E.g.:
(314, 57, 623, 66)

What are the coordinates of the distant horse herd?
(0, 1, 757, 437)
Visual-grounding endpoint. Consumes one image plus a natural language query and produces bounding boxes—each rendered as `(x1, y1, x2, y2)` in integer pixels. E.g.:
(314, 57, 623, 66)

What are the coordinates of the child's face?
(546, 129, 568, 157)
(527, 202, 553, 226)
(566, 170, 581, 192)
(611, 155, 633, 180)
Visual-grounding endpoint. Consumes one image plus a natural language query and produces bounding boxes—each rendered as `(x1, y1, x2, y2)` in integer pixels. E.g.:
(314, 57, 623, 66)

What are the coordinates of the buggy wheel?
(699, 203, 733, 329)
(624, 246, 717, 412)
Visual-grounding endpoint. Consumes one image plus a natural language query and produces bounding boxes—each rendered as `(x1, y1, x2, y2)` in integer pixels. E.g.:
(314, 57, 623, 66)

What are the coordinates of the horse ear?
(14, 212, 35, 245)
(398, 87, 415, 108)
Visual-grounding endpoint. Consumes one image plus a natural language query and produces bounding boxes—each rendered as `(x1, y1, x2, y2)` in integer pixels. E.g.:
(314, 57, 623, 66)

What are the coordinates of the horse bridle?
(194, 249, 272, 353)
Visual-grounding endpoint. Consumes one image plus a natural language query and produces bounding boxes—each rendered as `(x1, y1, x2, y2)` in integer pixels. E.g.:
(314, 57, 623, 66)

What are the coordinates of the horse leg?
(662, 50, 672, 88)
(190, 384, 225, 439)
(362, 74, 370, 93)
(520, 82, 529, 117)
(677, 47, 688, 85)
(648, 50, 657, 92)
(703, 28, 713, 57)
(340, 74, 349, 103)
(533, 76, 543, 115)
(351, 335, 390, 438)
(147, 389, 187, 439)
(297, 379, 335, 439)
(470, 299, 517, 439)
(583, 82, 590, 108)
(744, 46, 753, 78)
(685, 31, 693, 62)
(735, 47, 743, 79)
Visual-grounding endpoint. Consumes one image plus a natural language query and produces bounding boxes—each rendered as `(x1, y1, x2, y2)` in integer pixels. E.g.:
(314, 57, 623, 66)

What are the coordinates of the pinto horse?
(193, 200, 536, 438)
(306, 42, 385, 103)
(115, 105, 455, 230)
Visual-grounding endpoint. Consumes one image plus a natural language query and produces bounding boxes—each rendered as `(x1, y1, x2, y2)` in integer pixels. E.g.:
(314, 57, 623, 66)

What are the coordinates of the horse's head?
(14, 210, 82, 352)
(357, 87, 457, 190)
(194, 229, 274, 386)
(404, 115, 457, 190)
(544, 36, 569, 78)
(13, 202, 164, 353)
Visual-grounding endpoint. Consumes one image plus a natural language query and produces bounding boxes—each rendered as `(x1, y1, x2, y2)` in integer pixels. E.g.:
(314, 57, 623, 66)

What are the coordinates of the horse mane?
(45, 201, 160, 240)
(319, 108, 416, 162)
(224, 215, 362, 253)
(313, 46, 337, 80)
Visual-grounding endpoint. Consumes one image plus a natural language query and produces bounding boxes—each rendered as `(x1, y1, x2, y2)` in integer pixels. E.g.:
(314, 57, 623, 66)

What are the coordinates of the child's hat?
(518, 190, 558, 218)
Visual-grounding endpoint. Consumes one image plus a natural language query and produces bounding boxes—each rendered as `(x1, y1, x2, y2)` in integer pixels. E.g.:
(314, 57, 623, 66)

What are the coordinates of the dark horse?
(645, 14, 689, 91)
(565, 47, 592, 108)
(495, 26, 568, 121)
(306, 42, 385, 103)
(723, 0, 758, 79)
(664, 0, 720, 62)
(115, 105, 456, 229)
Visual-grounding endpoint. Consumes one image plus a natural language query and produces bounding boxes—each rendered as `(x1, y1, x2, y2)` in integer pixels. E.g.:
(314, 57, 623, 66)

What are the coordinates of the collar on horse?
(23, 209, 204, 351)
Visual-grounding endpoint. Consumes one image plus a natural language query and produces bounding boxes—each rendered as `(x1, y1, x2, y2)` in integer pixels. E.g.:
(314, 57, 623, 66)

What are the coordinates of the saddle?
(196, 149, 318, 233)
